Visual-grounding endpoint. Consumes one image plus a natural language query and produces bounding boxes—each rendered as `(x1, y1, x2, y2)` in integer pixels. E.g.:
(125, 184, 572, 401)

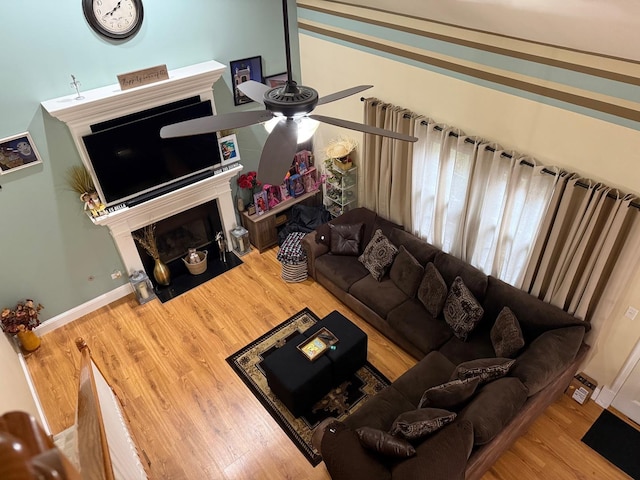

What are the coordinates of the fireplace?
(132, 200, 243, 302)
(41, 61, 244, 294)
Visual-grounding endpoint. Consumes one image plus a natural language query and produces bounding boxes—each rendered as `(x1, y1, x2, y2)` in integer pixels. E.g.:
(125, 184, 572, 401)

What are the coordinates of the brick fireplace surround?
(42, 61, 240, 276)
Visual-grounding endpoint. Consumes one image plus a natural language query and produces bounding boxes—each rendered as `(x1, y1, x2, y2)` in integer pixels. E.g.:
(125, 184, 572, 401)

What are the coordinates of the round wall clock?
(82, 0, 144, 40)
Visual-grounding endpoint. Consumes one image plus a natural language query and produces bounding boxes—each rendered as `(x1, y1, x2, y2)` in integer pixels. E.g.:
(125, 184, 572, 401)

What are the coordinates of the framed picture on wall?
(218, 134, 241, 165)
(264, 72, 288, 88)
(0, 132, 43, 175)
(230, 56, 263, 106)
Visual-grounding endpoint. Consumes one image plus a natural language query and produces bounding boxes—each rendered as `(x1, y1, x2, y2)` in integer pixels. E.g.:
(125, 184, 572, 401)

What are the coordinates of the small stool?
(261, 333, 333, 417)
(277, 232, 308, 283)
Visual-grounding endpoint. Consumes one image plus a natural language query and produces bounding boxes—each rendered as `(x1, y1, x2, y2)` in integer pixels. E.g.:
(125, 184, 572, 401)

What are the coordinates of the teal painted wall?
(0, 0, 299, 320)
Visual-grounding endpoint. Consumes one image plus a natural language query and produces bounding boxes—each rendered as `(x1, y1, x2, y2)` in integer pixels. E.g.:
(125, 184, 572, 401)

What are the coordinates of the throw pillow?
(358, 229, 399, 281)
(450, 357, 516, 384)
(490, 307, 525, 358)
(389, 408, 457, 441)
(330, 223, 364, 256)
(443, 276, 484, 340)
(315, 223, 332, 246)
(389, 246, 425, 297)
(356, 427, 416, 458)
(418, 377, 481, 409)
(417, 263, 448, 317)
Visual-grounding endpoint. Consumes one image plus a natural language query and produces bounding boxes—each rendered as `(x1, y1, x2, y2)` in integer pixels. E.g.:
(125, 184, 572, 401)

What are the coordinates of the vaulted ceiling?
(338, 0, 640, 61)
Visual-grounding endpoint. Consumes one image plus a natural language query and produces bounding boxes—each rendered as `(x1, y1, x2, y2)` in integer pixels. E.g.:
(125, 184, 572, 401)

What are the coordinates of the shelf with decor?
(324, 165, 357, 217)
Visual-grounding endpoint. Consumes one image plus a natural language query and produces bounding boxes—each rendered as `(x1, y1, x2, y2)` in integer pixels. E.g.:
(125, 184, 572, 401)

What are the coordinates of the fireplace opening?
(133, 200, 242, 302)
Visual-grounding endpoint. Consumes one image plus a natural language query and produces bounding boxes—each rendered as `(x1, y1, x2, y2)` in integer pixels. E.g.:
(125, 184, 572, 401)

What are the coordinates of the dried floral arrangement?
(324, 136, 358, 160)
(132, 224, 160, 259)
(1, 299, 44, 335)
(66, 165, 96, 195)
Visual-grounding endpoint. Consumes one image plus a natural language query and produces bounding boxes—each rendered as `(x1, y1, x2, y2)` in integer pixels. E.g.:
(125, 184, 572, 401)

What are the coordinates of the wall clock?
(82, 0, 144, 40)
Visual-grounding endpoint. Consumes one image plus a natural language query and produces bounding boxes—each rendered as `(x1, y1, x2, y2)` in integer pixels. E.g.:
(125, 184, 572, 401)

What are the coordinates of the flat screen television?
(82, 98, 221, 207)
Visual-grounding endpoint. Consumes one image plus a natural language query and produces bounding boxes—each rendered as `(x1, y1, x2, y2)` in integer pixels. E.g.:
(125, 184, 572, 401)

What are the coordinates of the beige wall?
(299, 27, 640, 389)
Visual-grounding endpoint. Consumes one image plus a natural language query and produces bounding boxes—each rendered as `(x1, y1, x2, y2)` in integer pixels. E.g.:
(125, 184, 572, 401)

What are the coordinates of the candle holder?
(129, 270, 157, 305)
(230, 225, 251, 256)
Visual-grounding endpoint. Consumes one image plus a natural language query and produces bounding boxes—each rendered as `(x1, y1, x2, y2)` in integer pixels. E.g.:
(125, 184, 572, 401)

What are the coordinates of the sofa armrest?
(302, 231, 329, 280)
(317, 420, 392, 480)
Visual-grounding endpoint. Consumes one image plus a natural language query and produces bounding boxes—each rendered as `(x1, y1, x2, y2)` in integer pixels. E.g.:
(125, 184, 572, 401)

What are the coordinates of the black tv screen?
(82, 100, 221, 206)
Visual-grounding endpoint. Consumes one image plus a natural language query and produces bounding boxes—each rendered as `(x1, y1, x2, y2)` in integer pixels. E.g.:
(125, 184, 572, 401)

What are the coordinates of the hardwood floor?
(26, 248, 629, 479)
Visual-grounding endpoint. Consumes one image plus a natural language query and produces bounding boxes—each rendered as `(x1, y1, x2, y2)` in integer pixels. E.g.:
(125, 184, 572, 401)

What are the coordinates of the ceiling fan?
(160, 0, 417, 186)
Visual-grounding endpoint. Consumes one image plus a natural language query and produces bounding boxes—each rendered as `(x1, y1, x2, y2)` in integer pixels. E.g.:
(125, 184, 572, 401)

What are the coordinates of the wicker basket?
(182, 250, 208, 275)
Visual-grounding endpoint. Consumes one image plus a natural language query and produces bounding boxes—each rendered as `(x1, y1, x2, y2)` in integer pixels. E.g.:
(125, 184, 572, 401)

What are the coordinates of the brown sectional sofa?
(302, 207, 589, 480)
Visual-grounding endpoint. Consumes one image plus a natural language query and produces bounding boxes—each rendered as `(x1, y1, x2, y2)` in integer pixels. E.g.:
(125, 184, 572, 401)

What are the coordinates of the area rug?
(226, 307, 390, 466)
(582, 409, 640, 479)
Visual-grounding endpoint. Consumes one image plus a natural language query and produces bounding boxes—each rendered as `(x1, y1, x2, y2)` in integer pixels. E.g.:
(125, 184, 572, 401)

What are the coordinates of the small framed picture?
(230, 56, 263, 106)
(0, 132, 43, 175)
(264, 72, 288, 88)
(297, 328, 338, 361)
(253, 190, 268, 216)
(218, 134, 240, 165)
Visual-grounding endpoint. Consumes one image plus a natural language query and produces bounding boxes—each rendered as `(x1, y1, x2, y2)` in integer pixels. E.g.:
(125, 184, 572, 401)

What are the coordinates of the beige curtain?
(523, 174, 639, 321)
(361, 98, 415, 228)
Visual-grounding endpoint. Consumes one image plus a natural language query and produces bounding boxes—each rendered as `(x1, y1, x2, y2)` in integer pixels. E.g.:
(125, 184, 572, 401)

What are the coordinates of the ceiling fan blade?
(258, 118, 299, 186)
(237, 80, 270, 104)
(160, 110, 273, 138)
(316, 85, 373, 106)
(310, 114, 418, 142)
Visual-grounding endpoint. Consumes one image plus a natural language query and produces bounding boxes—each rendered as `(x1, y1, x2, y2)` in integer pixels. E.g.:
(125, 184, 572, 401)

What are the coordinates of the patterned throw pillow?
(490, 307, 525, 358)
(390, 408, 457, 440)
(356, 427, 416, 458)
(390, 246, 425, 297)
(417, 263, 448, 317)
(443, 276, 484, 340)
(358, 229, 399, 281)
(418, 377, 481, 409)
(450, 357, 516, 384)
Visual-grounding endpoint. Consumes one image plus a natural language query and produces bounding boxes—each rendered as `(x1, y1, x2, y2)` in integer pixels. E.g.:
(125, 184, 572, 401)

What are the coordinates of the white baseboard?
(595, 386, 616, 408)
(35, 284, 133, 335)
(19, 354, 51, 435)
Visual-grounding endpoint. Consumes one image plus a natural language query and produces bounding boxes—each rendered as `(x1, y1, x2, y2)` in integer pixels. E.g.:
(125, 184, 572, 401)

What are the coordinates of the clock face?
(83, 0, 144, 40)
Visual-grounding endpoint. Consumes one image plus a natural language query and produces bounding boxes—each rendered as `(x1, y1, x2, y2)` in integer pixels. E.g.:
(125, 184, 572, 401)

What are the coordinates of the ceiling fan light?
(263, 116, 319, 144)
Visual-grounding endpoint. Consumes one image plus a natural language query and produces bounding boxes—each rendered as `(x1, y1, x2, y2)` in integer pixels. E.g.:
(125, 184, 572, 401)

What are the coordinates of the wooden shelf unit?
(240, 189, 322, 252)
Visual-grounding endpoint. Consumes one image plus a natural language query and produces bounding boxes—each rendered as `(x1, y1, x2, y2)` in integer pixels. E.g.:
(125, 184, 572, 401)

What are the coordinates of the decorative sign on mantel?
(117, 64, 169, 91)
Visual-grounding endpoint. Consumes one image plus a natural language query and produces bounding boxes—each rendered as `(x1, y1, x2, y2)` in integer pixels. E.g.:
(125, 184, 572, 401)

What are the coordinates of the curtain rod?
(360, 97, 640, 210)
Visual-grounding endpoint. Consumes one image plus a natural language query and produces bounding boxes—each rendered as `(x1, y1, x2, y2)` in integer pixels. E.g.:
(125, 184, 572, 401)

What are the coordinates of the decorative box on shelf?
(324, 165, 357, 217)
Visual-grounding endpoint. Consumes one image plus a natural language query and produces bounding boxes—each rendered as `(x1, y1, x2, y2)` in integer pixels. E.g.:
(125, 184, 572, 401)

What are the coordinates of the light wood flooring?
(26, 248, 630, 479)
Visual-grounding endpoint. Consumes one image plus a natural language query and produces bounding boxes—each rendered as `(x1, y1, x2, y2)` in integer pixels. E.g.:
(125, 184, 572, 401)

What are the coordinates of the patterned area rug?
(226, 308, 390, 466)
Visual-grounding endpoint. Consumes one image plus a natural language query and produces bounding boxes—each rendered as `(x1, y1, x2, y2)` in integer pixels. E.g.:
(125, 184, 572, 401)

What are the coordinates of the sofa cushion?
(391, 351, 457, 406)
(330, 223, 364, 256)
(450, 357, 516, 384)
(491, 307, 525, 358)
(437, 332, 496, 365)
(315, 254, 369, 291)
(359, 229, 399, 281)
(482, 276, 589, 343)
(418, 377, 481, 410)
(350, 276, 408, 318)
(391, 420, 474, 480)
(387, 300, 454, 355)
(458, 377, 528, 445)
(389, 246, 424, 297)
(390, 408, 457, 440)
(434, 252, 488, 302)
(345, 386, 416, 431)
(417, 263, 448, 317)
(510, 325, 585, 396)
(444, 277, 484, 340)
(356, 427, 416, 458)
(389, 228, 440, 266)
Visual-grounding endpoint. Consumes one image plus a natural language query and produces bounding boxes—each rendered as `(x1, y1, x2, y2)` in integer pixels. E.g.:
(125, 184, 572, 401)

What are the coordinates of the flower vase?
(153, 258, 171, 286)
(17, 325, 41, 352)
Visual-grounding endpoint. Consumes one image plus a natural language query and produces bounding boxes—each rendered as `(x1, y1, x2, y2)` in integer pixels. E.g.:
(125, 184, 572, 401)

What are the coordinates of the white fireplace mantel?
(41, 60, 244, 275)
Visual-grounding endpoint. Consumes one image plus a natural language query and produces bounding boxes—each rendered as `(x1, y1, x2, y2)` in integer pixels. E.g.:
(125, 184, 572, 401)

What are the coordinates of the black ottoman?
(304, 310, 368, 384)
(261, 333, 333, 417)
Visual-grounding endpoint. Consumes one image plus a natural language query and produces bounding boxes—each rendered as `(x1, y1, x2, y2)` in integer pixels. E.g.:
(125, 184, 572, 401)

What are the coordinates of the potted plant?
(237, 171, 262, 214)
(1, 299, 44, 352)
